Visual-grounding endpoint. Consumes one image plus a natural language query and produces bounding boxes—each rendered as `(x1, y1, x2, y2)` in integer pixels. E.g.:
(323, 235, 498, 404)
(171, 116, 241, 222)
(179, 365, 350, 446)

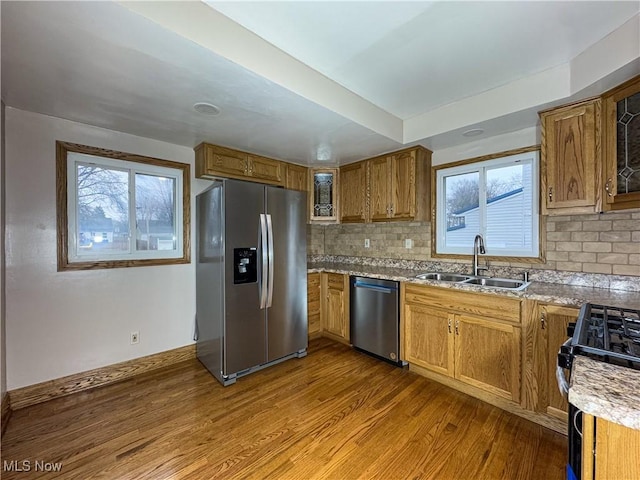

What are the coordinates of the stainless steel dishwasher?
(350, 276, 403, 365)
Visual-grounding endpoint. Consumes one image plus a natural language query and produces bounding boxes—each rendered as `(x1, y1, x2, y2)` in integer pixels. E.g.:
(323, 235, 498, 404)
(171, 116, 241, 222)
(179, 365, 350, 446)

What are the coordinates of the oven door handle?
(556, 338, 572, 399)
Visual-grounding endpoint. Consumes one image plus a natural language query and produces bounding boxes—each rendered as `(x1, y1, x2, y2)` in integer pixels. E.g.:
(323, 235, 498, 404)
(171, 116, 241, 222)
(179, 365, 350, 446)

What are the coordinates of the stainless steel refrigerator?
(196, 179, 308, 386)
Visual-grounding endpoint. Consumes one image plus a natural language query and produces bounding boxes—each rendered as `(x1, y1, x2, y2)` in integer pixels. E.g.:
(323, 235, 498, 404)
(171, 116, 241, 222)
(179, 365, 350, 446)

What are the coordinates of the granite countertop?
(569, 356, 640, 430)
(308, 261, 640, 310)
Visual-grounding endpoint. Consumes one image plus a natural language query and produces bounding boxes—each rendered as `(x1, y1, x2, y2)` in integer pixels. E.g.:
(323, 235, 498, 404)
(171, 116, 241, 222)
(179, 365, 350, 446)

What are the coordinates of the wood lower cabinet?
(454, 315, 521, 401)
(540, 98, 601, 215)
(307, 272, 321, 339)
(403, 284, 521, 402)
(404, 304, 454, 377)
(321, 272, 349, 343)
(582, 414, 640, 480)
(539, 304, 578, 421)
(340, 161, 367, 223)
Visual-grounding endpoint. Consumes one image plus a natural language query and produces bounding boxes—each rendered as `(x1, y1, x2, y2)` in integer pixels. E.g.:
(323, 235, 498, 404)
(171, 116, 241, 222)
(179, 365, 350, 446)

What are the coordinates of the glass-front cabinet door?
(310, 168, 338, 222)
(603, 75, 640, 210)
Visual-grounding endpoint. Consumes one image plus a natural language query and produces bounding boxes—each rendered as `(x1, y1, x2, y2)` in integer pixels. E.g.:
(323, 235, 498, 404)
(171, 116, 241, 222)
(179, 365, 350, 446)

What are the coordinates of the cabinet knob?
(548, 187, 553, 202)
(540, 312, 546, 330)
(448, 318, 452, 334)
(605, 179, 613, 197)
(455, 320, 459, 336)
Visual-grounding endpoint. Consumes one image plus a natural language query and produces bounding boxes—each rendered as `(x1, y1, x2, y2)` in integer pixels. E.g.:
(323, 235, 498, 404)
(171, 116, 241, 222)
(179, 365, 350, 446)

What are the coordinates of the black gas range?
(559, 303, 640, 371)
(557, 302, 640, 480)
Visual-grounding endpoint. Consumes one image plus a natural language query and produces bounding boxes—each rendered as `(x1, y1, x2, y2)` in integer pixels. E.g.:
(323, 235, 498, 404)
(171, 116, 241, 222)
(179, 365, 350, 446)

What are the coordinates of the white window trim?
(435, 150, 540, 258)
(66, 152, 184, 263)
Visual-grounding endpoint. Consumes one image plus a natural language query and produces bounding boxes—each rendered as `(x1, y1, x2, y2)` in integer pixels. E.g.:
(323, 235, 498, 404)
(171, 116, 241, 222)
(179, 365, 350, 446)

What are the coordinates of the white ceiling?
(2, 1, 639, 166)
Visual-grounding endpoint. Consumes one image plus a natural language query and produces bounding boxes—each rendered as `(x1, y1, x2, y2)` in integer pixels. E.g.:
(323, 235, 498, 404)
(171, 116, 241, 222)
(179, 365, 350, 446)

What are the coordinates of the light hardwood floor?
(1, 338, 566, 479)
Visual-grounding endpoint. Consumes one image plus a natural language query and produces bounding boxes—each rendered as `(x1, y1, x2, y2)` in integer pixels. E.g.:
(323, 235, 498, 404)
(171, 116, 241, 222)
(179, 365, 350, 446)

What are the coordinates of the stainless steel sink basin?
(415, 272, 472, 282)
(414, 272, 530, 290)
(462, 277, 529, 290)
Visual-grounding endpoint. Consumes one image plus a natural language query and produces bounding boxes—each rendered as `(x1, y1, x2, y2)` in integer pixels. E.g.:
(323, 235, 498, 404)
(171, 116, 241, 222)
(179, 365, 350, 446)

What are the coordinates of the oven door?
(557, 338, 583, 480)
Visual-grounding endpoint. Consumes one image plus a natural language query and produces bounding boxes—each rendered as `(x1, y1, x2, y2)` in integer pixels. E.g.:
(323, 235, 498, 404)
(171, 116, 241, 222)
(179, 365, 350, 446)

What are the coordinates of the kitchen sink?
(414, 272, 530, 290)
(415, 272, 472, 282)
(462, 277, 529, 290)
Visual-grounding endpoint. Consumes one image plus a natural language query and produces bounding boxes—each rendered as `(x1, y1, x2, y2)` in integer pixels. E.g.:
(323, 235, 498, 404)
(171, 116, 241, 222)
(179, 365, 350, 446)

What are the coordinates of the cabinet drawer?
(404, 283, 520, 324)
(326, 273, 345, 290)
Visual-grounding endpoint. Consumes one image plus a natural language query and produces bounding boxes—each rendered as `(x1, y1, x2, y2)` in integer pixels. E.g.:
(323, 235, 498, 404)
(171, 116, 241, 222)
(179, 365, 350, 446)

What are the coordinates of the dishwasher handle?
(353, 280, 398, 294)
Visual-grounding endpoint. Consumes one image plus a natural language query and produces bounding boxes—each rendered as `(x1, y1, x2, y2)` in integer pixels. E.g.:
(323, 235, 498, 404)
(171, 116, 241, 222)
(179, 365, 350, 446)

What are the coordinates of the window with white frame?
(56, 141, 190, 270)
(435, 149, 540, 258)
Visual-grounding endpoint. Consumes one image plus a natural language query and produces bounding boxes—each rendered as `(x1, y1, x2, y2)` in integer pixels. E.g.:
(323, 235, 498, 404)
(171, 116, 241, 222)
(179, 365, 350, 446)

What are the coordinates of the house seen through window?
(57, 142, 190, 270)
(435, 149, 540, 258)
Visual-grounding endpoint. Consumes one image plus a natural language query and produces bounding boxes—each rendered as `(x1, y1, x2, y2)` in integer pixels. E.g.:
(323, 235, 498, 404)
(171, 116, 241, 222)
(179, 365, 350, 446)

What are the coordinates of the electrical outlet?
(405, 239, 413, 249)
(130, 331, 139, 345)
(364, 238, 370, 248)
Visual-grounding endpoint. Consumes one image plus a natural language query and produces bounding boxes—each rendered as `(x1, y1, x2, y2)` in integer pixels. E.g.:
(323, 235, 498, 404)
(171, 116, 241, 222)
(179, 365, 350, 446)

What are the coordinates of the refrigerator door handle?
(259, 213, 268, 309)
(266, 213, 275, 308)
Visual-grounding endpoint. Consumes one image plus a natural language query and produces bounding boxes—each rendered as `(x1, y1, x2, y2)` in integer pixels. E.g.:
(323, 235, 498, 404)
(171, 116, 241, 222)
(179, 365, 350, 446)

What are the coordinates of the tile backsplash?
(308, 209, 640, 278)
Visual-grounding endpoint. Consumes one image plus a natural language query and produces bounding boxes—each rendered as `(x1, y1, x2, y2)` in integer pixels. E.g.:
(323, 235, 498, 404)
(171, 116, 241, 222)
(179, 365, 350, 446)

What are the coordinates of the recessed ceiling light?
(462, 128, 484, 137)
(193, 102, 221, 116)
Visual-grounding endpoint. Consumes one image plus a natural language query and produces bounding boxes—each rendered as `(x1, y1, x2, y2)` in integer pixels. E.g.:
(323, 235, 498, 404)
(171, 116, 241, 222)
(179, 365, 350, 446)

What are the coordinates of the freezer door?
(224, 180, 268, 374)
(195, 183, 224, 382)
(266, 187, 308, 362)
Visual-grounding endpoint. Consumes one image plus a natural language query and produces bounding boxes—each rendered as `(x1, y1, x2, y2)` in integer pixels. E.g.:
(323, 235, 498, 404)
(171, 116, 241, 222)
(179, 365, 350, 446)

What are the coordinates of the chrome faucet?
(473, 234, 488, 276)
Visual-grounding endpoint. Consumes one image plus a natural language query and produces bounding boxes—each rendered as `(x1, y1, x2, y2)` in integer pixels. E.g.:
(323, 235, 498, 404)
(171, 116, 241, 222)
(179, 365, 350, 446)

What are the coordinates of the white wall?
(5, 108, 208, 390)
(432, 126, 538, 166)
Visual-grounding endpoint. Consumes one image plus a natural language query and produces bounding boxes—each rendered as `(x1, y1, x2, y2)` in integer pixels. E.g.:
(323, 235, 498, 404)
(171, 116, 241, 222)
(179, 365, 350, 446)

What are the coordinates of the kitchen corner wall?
(310, 210, 640, 276)
(4, 108, 201, 390)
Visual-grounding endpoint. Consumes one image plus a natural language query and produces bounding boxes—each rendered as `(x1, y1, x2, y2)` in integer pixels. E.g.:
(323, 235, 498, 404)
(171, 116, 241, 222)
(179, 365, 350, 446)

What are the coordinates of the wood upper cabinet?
(194, 143, 284, 186)
(368, 146, 431, 222)
(369, 156, 392, 221)
(540, 98, 601, 215)
(403, 284, 521, 402)
(247, 154, 283, 184)
(340, 161, 367, 223)
(309, 168, 339, 223)
(602, 75, 640, 211)
(307, 272, 321, 339)
(286, 163, 308, 192)
(539, 304, 578, 421)
(391, 150, 416, 219)
(196, 143, 248, 178)
(321, 272, 349, 342)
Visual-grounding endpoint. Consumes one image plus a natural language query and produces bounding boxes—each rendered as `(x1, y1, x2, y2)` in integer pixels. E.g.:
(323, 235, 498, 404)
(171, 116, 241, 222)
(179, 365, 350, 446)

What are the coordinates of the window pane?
(486, 163, 533, 250)
(444, 171, 479, 248)
(135, 173, 176, 251)
(76, 164, 129, 255)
